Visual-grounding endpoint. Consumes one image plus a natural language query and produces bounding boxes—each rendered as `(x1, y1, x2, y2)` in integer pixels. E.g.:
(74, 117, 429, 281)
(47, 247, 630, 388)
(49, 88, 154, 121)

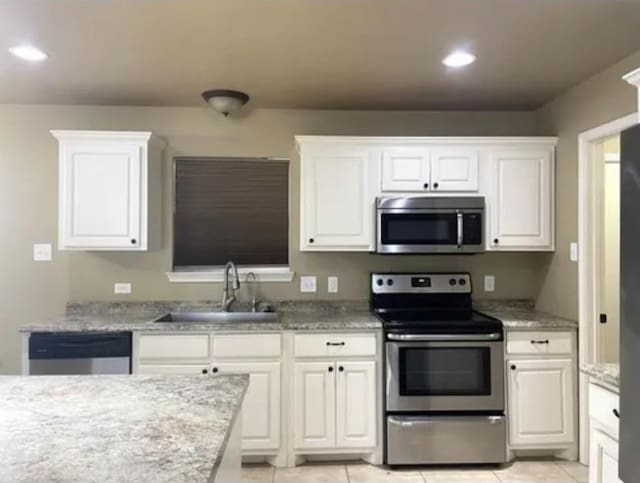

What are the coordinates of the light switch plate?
(300, 276, 317, 293)
(114, 283, 132, 295)
(328, 276, 339, 293)
(33, 243, 52, 262)
(570, 242, 578, 262)
(484, 275, 495, 292)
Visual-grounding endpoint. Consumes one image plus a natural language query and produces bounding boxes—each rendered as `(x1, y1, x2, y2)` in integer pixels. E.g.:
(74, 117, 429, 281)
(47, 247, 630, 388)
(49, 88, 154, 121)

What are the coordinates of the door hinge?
(599, 313, 607, 324)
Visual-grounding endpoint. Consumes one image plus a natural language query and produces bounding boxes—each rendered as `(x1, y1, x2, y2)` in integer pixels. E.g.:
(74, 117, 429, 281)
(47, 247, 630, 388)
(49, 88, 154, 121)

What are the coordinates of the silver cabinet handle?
(457, 211, 463, 248)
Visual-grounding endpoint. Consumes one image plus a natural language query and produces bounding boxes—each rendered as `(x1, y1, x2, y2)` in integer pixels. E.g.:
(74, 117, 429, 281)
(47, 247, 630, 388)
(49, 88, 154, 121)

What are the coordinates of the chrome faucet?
(246, 271, 259, 312)
(221, 261, 240, 312)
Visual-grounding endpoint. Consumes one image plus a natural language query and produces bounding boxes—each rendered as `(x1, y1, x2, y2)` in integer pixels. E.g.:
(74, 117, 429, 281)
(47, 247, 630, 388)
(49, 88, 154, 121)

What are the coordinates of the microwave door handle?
(457, 211, 463, 248)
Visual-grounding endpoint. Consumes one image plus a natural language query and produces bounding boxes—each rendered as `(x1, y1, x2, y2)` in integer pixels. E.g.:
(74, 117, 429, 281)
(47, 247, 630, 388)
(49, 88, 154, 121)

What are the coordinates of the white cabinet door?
(137, 364, 210, 375)
(336, 360, 376, 448)
(590, 428, 622, 483)
(430, 148, 479, 192)
(507, 358, 574, 446)
(301, 145, 376, 251)
(381, 147, 430, 192)
(489, 150, 553, 250)
(213, 362, 281, 451)
(294, 361, 336, 449)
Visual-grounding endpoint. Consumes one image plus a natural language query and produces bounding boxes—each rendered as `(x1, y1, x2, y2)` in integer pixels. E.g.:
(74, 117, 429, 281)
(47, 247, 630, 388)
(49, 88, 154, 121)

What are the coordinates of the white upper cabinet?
(488, 149, 554, 250)
(381, 147, 430, 191)
(299, 142, 378, 251)
(381, 146, 479, 193)
(52, 130, 164, 251)
(430, 147, 479, 192)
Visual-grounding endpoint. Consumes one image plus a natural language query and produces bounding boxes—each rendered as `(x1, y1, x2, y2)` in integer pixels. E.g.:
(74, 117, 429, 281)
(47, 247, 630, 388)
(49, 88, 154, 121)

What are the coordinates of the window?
(171, 157, 289, 277)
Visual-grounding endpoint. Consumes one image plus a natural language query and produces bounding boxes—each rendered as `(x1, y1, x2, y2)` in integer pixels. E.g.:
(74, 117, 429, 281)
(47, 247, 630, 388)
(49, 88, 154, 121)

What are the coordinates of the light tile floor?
(241, 460, 589, 483)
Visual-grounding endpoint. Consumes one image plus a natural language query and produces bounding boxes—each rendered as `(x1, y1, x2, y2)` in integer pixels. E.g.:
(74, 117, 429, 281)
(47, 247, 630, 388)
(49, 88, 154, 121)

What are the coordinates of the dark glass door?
(399, 347, 491, 396)
(380, 213, 457, 245)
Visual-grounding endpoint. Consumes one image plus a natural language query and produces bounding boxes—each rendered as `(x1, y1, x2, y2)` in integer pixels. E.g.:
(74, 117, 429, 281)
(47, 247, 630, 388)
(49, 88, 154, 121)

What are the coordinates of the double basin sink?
(153, 311, 280, 324)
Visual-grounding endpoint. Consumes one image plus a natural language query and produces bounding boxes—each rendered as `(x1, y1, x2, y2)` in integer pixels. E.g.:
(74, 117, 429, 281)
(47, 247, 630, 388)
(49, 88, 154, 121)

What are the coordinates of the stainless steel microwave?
(376, 196, 485, 254)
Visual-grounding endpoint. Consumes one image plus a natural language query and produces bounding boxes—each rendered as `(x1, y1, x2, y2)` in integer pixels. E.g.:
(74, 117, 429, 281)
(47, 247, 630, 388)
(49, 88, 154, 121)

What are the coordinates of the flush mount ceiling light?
(442, 50, 476, 68)
(202, 89, 250, 117)
(8, 44, 48, 62)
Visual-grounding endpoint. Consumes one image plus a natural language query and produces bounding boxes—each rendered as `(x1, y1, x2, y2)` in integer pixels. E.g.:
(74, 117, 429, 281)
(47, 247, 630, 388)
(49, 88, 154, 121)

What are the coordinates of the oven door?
(376, 208, 483, 254)
(385, 336, 504, 412)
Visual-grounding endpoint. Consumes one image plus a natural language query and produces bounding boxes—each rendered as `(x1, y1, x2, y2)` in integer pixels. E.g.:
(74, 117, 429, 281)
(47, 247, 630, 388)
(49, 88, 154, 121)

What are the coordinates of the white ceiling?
(0, 0, 638, 110)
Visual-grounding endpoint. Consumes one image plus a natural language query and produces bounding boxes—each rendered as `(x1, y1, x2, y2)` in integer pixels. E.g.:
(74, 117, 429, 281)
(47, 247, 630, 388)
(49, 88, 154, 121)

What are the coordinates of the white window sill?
(166, 266, 295, 283)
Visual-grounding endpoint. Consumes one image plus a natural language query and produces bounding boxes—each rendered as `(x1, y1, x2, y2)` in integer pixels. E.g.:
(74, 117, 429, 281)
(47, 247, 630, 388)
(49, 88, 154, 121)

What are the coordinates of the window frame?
(166, 156, 294, 283)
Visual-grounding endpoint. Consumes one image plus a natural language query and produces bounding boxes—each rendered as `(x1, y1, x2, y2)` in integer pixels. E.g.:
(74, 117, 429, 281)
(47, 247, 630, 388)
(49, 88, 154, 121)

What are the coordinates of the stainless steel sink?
(153, 311, 280, 323)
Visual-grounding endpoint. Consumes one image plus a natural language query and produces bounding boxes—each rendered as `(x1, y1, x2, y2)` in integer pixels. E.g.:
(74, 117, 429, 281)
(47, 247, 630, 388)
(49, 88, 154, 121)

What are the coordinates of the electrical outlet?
(300, 276, 317, 293)
(328, 276, 339, 293)
(570, 242, 578, 262)
(33, 243, 52, 262)
(114, 283, 132, 295)
(484, 275, 495, 292)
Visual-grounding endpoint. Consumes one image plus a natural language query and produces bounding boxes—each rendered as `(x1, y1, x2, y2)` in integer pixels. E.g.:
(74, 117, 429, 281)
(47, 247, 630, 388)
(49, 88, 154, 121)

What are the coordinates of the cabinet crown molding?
(295, 136, 558, 148)
(50, 130, 166, 148)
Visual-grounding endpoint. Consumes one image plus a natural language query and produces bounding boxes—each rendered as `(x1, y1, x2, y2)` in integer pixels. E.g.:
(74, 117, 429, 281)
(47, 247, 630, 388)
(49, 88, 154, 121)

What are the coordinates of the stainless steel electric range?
(372, 272, 507, 466)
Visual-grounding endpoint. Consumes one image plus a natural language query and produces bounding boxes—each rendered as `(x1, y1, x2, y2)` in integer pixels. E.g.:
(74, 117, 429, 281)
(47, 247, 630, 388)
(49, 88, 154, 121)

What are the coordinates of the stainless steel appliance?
(28, 332, 132, 375)
(620, 123, 640, 482)
(376, 197, 484, 254)
(372, 272, 506, 465)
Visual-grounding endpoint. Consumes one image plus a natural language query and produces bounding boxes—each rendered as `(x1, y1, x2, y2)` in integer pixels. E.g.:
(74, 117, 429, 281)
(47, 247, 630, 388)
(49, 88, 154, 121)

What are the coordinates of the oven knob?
(376, 279, 384, 286)
(458, 278, 467, 286)
(449, 278, 457, 286)
(386, 279, 394, 286)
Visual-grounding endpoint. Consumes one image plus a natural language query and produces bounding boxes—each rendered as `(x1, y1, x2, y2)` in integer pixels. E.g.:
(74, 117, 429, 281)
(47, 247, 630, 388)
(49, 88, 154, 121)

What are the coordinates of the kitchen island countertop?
(0, 374, 248, 483)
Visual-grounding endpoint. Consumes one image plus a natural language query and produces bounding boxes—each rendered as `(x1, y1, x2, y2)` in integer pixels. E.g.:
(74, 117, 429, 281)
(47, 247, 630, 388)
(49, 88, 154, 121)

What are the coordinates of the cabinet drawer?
(213, 334, 281, 359)
(589, 383, 620, 437)
(506, 331, 573, 355)
(138, 364, 210, 375)
(138, 334, 210, 361)
(295, 333, 376, 358)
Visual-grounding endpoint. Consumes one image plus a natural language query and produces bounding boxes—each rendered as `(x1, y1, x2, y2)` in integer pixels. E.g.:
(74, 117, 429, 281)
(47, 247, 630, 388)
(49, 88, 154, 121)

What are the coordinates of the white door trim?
(577, 111, 638, 464)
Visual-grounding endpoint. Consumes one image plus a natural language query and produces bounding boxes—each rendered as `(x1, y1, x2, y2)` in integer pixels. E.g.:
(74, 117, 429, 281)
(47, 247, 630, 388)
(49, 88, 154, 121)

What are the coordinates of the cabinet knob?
(494, 238, 499, 244)
(423, 183, 429, 189)
(131, 238, 137, 245)
(202, 368, 208, 375)
(338, 366, 344, 372)
(433, 182, 439, 189)
(510, 364, 517, 371)
(309, 238, 314, 244)
(328, 366, 334, 372)
(613, 408, 620, 418)
(212, 367, 218, 373)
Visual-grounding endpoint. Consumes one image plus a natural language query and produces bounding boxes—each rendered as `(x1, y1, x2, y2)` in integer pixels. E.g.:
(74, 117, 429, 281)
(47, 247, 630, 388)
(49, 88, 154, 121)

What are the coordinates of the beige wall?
(535, 51, 640, 320)
(0, 105, 547, 373)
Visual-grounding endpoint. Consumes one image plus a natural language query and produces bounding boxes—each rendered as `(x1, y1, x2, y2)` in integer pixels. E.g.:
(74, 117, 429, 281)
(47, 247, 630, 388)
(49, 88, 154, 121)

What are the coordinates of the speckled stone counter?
(0, 374, 248, 483)
(475, 300, 578, 330)
(581, 362, 620, 390)
(20, 301, 382, 333)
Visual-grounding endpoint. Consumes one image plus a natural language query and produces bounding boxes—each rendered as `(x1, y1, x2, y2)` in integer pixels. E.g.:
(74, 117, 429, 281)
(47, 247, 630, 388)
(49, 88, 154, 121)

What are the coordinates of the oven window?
(399, 347, 491, 396)
(381, 213, 457, 245)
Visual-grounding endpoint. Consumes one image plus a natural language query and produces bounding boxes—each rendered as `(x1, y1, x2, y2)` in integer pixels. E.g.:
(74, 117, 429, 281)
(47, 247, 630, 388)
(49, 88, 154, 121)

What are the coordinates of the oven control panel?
(371, 273, 472, 294)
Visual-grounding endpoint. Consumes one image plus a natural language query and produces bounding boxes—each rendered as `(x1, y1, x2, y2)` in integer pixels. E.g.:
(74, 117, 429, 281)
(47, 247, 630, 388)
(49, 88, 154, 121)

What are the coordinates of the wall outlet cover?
(484, 275, 495, 292)
(328, 276, 339, 293)
(300, 276, 317, 293)
(114, 282, 132, 295)
(33, 243, 52, 262)
(570, 242, 578, 262)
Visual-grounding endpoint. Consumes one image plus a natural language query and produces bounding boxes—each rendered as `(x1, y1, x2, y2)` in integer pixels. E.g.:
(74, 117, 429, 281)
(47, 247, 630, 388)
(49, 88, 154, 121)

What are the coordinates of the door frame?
(578, 111, 638, 464)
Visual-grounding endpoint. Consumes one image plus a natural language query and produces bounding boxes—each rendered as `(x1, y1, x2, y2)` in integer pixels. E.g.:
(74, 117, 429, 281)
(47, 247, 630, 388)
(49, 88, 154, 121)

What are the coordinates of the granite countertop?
(581, 362, 620, 390)
(0, 374, 248, 483)
(20, 301, 382, 333)
(475, 300, 578, 330)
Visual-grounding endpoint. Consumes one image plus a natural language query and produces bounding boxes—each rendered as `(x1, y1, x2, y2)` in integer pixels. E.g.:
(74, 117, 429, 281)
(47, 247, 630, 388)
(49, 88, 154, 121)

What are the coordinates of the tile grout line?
(344, 464, 351, 483)
(270, 464, 275, 483)
(553, 461, 580, 482)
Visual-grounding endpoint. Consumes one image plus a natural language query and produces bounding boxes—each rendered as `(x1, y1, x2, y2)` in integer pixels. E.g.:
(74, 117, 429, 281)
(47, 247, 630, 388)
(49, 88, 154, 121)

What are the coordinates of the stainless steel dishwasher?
(28, 332, 132, 375)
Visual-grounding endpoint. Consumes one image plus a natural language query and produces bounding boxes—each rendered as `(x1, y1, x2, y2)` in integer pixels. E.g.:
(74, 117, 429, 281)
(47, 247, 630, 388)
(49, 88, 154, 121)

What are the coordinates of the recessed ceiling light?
(442, 50, 476, 68)
(8, 44, 48, 62)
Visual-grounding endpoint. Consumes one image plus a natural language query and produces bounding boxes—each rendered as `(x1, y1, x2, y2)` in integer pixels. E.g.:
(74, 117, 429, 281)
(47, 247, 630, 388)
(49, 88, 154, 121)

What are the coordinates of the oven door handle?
(457, 211, 463, 248)
(386, 333, 501, 342)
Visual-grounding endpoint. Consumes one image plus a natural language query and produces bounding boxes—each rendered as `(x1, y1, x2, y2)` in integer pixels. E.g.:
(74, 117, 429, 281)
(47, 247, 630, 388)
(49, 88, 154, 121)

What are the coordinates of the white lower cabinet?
(590, 428, 622, 483)
(138, 364, 210, 375)
(507, 358, 574, 446)
(212, 362, 281, 451)
(589, 382, 621, 483)
(294, 360, 377, 451)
